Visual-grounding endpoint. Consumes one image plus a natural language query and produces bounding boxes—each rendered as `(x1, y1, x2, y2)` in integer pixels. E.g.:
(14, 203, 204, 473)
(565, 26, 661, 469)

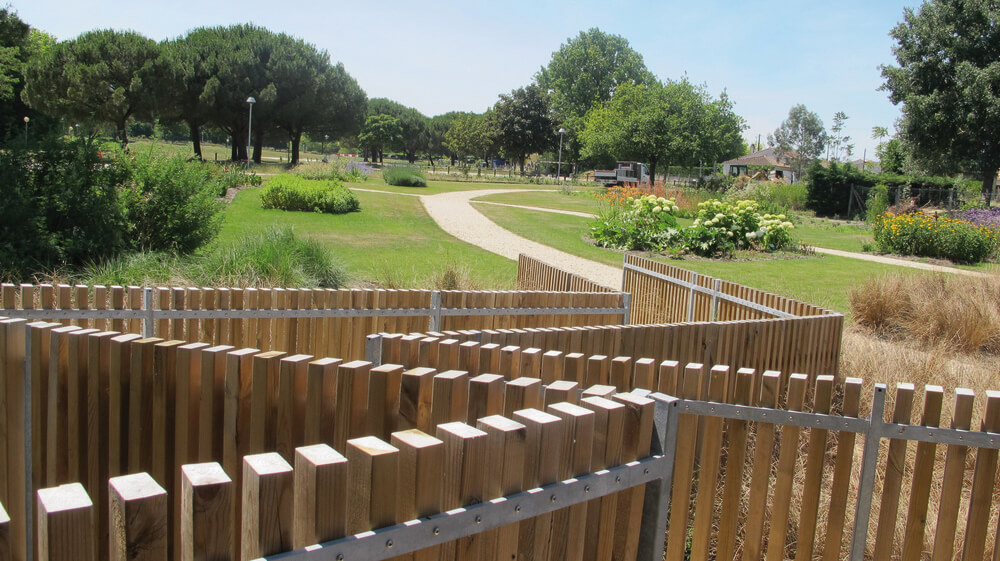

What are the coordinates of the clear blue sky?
(14, 0, 923, 160)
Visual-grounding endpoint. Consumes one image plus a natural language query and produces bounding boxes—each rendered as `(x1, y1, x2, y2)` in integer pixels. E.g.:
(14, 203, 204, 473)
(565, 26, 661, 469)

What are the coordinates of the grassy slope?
(473, 203, 923, 314)
(216, 187, 517, 288)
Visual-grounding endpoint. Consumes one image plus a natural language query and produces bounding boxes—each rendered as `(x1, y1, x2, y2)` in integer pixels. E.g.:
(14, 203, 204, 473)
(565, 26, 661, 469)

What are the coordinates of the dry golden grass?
(851, 273, 1000, 354)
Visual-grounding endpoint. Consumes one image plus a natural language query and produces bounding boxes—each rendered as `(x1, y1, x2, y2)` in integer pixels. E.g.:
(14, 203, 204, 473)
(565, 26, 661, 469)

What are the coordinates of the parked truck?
(594, 161, 650, 186)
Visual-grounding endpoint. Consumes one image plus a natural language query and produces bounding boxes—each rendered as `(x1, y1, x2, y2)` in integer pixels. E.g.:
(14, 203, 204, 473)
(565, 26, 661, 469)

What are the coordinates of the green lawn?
(792, 218, 873, 252)
(349, 178, 559, 197)
(215, 187, 517, 288)
(473, 189, 605, 214)
(474, 203, 925, 315)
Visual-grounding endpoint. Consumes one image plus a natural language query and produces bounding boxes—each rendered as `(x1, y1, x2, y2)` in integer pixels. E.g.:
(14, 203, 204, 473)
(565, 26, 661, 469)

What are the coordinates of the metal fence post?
(622, 293, 632, 325)
(686, 273, 698, 322)
(637, 394, 680, 561)
(849, 383, 888, 561)
(429, 290, 442, 332)
(710, 279, 721, 321)
(365, 334, 383, 367)
(143, 287, 155, 338)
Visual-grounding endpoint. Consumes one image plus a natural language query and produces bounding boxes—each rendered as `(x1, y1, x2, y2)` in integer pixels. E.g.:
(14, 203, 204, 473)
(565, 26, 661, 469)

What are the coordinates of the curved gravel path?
(421, 189, 623, 289)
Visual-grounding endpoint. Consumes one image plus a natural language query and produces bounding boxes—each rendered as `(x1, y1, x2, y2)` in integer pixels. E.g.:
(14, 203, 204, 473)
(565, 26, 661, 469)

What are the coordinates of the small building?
(721, 148, 797, 183)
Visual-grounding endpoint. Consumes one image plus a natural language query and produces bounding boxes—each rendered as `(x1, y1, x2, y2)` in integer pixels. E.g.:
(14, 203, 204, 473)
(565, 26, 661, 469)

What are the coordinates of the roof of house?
(722, 148, 795, 169)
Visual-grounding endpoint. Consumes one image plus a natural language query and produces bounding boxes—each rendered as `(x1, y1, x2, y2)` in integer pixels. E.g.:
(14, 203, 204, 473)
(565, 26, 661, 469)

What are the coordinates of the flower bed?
(872, 212, 997, 263)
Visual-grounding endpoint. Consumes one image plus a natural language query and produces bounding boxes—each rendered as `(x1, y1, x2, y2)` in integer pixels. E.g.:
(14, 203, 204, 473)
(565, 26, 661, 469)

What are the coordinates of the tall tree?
(444, 112, 492, 169)
(827, 111, 853, 162)
(359, 114, 402, 164)
(24, 29, 159, 147)
(368, 98, 427, 163)
(881, 0, 1000, 203)
(490, 84, 553, 174)
(535, 28, 654, 168)
(579, 80, 705, 186)
(699, 90, 748, 167)
(767, 104, 827, 178)
(428, 111, 468, 166)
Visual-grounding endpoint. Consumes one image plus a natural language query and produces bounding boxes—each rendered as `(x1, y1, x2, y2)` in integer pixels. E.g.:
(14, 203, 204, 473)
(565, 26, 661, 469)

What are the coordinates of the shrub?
(260, 175, 360, 214)
(872, 212, 996, 263)
(589, 188, 680, 250)
(383, 165, 427, 187)
(724, 180, 807, 214)
(211, 164, 262, 196)
(683, 200, 795, 257)
(290, 160, 373, 183)
(0, 136, 128, 280)
(806, 161, 866, 217)
(119, 153, 224, 254)
(866, 184, 890, 224)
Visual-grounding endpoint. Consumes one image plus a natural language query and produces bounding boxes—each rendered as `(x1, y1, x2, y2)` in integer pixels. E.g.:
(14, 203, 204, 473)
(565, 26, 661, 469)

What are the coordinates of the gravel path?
(421, 189, 623, 289)
(810, 247, 992, 277)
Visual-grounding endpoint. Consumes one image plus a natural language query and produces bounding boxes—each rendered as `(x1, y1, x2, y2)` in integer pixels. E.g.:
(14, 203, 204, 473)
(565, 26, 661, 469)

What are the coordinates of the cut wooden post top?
(38, 483, 92, 513)
(109, 472, 166, 500)
(391, 429, 443, 449)
(403, 367, 437, 377)
(581, 395, 625, 411)
(477, 415, 526, 432)
(548, 401, 593, 418)
(181, 462, 231, 486)
(435, 370, 469, 381)
(513, 408, 562, 425)
(547, 381, 578, 392)
(471, 374, 504, 384)
(340, 360, 372, 369)
(244, 453, 293, 475)
(507, 377, 541, 388)
(437, 422, 488, 439)
(347, 436, 399, 456)
(296, 444, 347, 466)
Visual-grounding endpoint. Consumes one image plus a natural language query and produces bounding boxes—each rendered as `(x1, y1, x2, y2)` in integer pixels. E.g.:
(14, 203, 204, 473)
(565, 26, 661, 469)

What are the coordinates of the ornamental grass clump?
(383, 165, 427, 187)
(872, 212, 996, 263)
(260, 174, 360, 214)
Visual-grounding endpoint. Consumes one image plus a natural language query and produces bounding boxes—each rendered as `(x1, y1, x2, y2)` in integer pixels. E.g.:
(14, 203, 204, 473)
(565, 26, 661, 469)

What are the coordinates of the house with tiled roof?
(721, 148, 798, 183)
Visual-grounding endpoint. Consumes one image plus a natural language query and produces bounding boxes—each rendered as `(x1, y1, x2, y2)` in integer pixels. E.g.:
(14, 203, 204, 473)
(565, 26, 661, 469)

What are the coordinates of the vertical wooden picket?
(37, 483, 95, 561)
(181, 462, 232, 561)
(241, 453, 293, 560)
(292, 444, 347, 549)
(108, 472, 168, 561)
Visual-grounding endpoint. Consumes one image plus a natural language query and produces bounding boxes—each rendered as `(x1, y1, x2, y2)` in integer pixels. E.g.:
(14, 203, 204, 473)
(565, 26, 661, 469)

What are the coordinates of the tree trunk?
(982, 169, 997, 205)
(519, 155, 525, 175)
(118, 120, 129, 149)
(378, 149, 384, 164)
(253, 129, 263, 163)
(291, 131, 302, 165)
(648, 159, 657, 189)
(407, 151, 416, 164)
(189, 122, 203, 160)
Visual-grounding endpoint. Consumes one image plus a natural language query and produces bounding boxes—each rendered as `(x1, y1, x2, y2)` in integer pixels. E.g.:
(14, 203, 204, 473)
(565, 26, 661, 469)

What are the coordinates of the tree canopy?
(24, 28, 160, 146)
(767, 104, 827, 178)
(444, 112, 492, 167)
(359, 113, 402, 164)
(535, 28, 654, 166)
(881, 0, 1000, 202)
(580, 80, 745, 185)
(490, 85, 553, 173)
(368, 98, 428, 163)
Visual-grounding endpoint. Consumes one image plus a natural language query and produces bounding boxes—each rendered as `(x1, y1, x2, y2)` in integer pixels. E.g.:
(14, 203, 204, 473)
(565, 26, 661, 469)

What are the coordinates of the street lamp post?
(557, 127, 566, 183)
(23, 116, 29, 145)
(246, 96, 256, 161)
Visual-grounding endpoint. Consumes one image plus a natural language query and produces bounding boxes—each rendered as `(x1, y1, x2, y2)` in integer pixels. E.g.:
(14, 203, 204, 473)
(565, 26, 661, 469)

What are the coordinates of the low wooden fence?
(368, 310, 842, 382)
(516, 254, 615, 292)
(0, 284, 627, 362)
(0, 318, 658, 561)
(621, 253, 833, 323)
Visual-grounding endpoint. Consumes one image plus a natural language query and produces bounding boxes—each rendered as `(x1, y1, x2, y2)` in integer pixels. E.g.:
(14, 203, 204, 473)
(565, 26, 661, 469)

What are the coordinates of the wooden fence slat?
(689, 366, 729, 561)
(872, 383, 916, 560)
(544, 380, 578, 406)
(511, 410, 564, 561)
(400, 367, 436, 433)
(276, 354, 312, 462)
(715, 368, 755, 561)
(346, 436, 399, 534)
(109, 472, 168, 561)
(822, 377, 864, 561)
(334, 361, 371, 451)
(391, 430, 442, 561)
(431, 370, 470, 428)
(930, 388, 975, 561)
(579, 395, 626, 561)
(181, 462, 232, 561)
(37, 482, 94, 561)
(368, 364, 403, 441)
(477, 415, 526, 561)
(741, 371, 781, 561)
(241, 453, 293, 560)
(293, 444, 347, 549)
(436, 422, 489, 561)
(546, 402, 594, 561)
(794, 374, 835, 561)
(468, 374, 505, 424)
(764, 373, 809, 561)
(900, 385, 944, 561)
(504, 377, 543, 416)
(610, 392, 654, 561)
(960, 390, 1000, 561)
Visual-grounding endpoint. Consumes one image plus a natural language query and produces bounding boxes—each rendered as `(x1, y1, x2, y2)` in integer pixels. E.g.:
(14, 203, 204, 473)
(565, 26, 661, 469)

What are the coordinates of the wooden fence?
(0, 318, 657, 561)
(369, 311, 842, 382)
(0, 284, 626, 362)
(515, 254, 616, 292)
(621, 253, 833, 323)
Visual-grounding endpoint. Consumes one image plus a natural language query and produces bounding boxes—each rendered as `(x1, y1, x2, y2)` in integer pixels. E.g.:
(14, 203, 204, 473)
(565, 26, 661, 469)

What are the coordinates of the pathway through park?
(362, 187, 993, 287)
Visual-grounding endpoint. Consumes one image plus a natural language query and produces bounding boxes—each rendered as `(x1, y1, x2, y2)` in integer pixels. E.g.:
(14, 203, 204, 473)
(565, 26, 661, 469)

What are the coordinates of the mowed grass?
(792, 217, 873, 252)
(473, 189, 604, 214)
(216, 187, 517, 288)
(349, 178, 559, 197)
(474, 203, 925, 315)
